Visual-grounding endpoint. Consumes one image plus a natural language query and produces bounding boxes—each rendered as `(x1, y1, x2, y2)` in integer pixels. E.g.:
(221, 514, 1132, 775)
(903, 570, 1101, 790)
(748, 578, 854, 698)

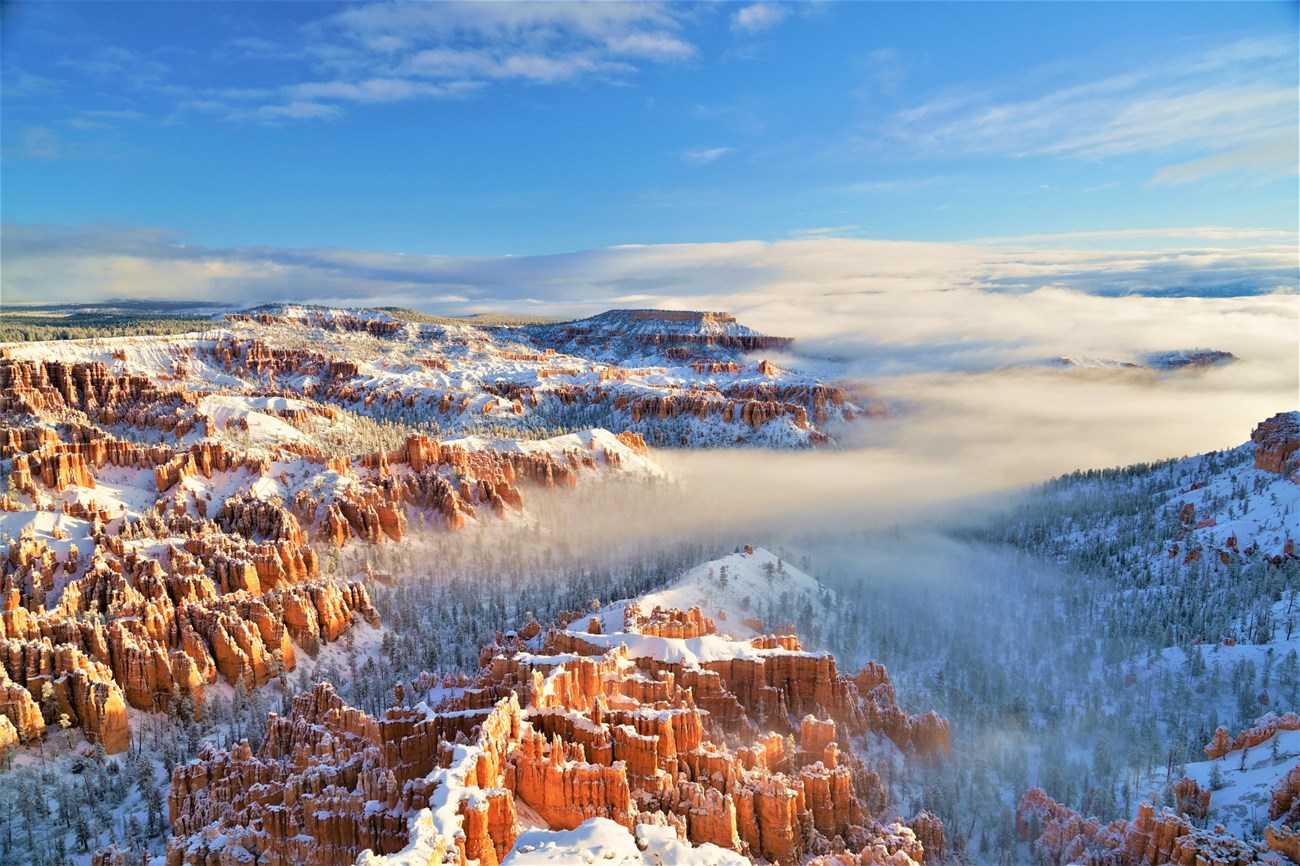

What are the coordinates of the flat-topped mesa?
(1252, 411, 1300, 480)
(166, 600, 949, 866)
(521, 309, 797, 362)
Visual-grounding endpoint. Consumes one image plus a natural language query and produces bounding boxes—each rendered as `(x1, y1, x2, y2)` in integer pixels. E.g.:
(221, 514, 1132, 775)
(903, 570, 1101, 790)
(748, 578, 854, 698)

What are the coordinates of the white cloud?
(732, 4, 789, 35)
(242, 101, 340, 122)
(1152, 136, 1298, 187)
(229, 2, 696, 118)
(870, 37, 1298, 172)
(16, 126, 63, 159)
(5, 223, 1294, 517)
(4, 222, 1294, 320)
(16, 2, 698, 125)
(286, 78, 481, 103)
(841, 176, 945, 195)
(680, 146, 733, 166)
(966, 226, 1298, 245)
(860, 47, 906, 96)
(788, 225, 861, 239)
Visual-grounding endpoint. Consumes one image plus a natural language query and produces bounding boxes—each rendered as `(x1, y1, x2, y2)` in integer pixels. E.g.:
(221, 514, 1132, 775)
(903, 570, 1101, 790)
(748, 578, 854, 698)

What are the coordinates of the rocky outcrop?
(0, 664, 45, 743)
(0, 487, 376, 752)
(1171, 777, 1210, 820)
(614, 393, 811, 432)
(1269, 762, 1300, 822)
(1266, 764, 1300, 865)
(1252, 412, 1300, 480)
(1205, 712, 1300, 759)
(0, 358, 192, 423)
(167, 603, 947, 866)
(0, 714, 18, 761)
(1017, 789, 1269, 866)
(0, 638, 129, 753)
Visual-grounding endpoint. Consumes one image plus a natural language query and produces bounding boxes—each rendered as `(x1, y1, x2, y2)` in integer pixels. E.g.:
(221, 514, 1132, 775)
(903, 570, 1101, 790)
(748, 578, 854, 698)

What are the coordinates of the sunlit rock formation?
(166, 598, 949, 866)
(1252, 411, 1300, 480)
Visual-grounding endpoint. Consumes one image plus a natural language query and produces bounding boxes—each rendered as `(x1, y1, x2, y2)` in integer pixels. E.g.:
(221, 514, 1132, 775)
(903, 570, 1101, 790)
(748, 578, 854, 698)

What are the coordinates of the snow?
(636, 547, 827, 640)
(561, 548, 834, 670)
(1161, 445, 1300, 561)
(1183, 729, 1300, 840)
(443, 428, 665, 479)
(501, 819, 749, 866)
(0, 509, 93, 558)
(196, 395, 311, 446)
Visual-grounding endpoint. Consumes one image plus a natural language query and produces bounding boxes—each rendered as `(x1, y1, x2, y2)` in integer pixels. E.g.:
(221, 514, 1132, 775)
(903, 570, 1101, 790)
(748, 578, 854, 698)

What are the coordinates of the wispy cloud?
(967, 226, 1298, 245)
(858, 47, 906, 97)
(869, 37, 1297, 185)
(680, 146, 733, 166)
(13, 127, 64, 159)
(285, 78, 481, 104)
(731, 4, 789, 35)
(1152, 136, 1298, 187)
(788, 225, 862, 239)
(7, 2, 699, 126)
(840, 176, 946, 195)
(238, 102, 342, 123)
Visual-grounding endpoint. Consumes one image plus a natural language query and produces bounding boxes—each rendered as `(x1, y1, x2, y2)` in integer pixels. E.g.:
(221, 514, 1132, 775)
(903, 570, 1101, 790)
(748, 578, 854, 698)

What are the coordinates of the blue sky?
(2, 0, 1296, 260)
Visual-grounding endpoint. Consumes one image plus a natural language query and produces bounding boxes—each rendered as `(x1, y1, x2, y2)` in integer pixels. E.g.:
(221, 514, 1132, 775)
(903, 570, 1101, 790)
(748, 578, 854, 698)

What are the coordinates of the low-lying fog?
(335, 260, 1297, 857)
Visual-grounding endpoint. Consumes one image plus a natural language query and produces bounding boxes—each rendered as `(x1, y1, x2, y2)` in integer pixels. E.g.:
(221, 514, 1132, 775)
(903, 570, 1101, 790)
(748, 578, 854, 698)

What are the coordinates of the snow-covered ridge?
(5, 303, 863, 448)
(1054, 348, 1237, 370)
(622, 546, 830, 641)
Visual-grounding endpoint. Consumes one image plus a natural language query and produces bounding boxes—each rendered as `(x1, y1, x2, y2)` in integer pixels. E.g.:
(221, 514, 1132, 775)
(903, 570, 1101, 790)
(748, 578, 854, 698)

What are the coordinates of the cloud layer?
(4, 221, 1295, 534)
(4, 219, 1294, 382)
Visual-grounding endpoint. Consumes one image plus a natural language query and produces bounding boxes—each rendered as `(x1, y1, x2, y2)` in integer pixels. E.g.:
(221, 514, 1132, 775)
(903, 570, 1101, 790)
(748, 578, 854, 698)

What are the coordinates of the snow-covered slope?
(633, 546, 831, 640)
(1185, 727, 1300, 841)
(998, 413, 1299, 644)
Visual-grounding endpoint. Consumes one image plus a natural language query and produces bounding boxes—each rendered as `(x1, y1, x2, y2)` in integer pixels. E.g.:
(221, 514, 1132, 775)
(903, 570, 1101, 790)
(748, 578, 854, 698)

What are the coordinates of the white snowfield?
(196, 393, 311, 446)
(0, 510, 93, 562)
(501, 819, 750, 866)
